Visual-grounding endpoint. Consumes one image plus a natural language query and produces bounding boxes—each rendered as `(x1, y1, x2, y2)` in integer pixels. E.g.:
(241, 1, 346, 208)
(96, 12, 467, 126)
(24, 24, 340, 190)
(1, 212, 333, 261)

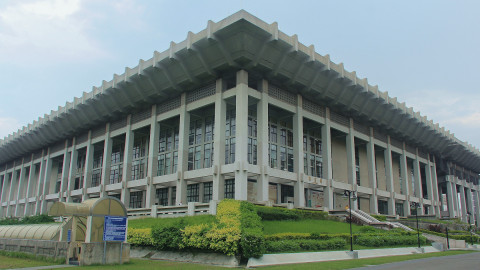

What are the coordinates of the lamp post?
(410, 202, 421, 248)
(467, 212, 473, 246)
(344, 190, 357, 252)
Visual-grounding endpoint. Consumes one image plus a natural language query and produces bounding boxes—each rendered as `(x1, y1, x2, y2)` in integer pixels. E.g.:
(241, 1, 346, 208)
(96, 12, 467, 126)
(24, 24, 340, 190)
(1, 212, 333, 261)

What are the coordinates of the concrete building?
(1, 11, 479, 224)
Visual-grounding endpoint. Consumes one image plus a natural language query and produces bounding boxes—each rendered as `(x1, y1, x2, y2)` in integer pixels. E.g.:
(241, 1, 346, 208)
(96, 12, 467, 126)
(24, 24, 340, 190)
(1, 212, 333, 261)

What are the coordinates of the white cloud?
(0, 117, 21, 140)
(0, 0, 106, 65)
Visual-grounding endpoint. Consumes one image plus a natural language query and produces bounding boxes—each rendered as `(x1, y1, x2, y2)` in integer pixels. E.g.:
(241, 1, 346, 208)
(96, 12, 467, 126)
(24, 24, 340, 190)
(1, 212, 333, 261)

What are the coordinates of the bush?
(371, 214, 387, 222)
(0, 214, 54, 225)
(127, 228, 154, 247)
(151, 221, 185, 251)
(355, 234, 427, 247)
(428, 224, 444, 233)
(359, 226, 377, 233)
(255, 206, 329, 221)
(239, 201, 264, 258)
(265, 238, 346, 253)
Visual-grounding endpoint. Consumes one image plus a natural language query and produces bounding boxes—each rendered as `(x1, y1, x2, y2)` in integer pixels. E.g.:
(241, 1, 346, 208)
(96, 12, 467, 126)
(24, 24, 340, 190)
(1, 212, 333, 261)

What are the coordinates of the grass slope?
(263, 219, 365, 235)
(0, 255, 59, 269)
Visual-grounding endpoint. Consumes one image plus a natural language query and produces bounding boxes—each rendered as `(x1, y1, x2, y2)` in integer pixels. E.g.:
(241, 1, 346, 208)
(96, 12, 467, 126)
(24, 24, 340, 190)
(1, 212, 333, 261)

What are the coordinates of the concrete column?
(121, 116, 134, 207)
(234, 70, 248, 201)
(293, 94, 305, 208)
(82, 131, 94, 201)
(34, 152, 46, 215)
(431, 157, 441, 217)
(23, 155, 35, 216)
(400, 148, 410, 216)
(176, 94, 189, 205)
(425, 159, 435, 215)
(367, 128, 378, 214)
(322, 108, 334, 211)
(39, 151, 52, 214)
(0, 175, 5, 217)
(66, 139, 78, 203)
(466, 187, 474, 223)
(213, 79, 226, 201)
(474, 190, 480, 226)
(85, 216, 94, 243)
(6, 170, 18, 217)
(413, 153, 423, 213)
(14, 162, 27, 216)
(452, 179, 460, 217)
(385, 138, 395, 215)
(346, 119, 356, 187)
(100, 124, 112, 197)
(59, 140, 71, 202)
(256, 80, 269, 203)
(146, 106, 159, 208)
(459, 185, 467, 222)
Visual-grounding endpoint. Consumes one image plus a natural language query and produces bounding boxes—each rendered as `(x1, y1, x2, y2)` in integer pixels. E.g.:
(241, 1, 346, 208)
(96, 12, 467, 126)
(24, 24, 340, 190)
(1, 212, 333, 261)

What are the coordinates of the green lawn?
(0, 255, 60, 269)
(128, 215, 216, 229)
(52, 250, 476, 270)
(262, 250, 477, 270)
(263, 219, 366, 235)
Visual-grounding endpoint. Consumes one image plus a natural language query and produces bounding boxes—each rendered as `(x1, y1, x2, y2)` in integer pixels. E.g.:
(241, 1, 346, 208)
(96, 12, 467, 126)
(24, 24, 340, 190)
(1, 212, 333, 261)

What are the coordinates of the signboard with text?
(103, 216, 127, 242)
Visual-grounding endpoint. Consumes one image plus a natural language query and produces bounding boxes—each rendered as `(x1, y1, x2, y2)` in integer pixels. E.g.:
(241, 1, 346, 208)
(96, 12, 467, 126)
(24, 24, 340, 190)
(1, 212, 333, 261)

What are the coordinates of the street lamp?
(344, 190, 357, 252)
(467, 212, 473, 246)
(410, 202, 421, 248)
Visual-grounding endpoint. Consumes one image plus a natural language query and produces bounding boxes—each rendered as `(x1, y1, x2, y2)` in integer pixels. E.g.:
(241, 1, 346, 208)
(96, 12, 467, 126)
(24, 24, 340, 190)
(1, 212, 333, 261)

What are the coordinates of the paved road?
(352, 252, 480, 270)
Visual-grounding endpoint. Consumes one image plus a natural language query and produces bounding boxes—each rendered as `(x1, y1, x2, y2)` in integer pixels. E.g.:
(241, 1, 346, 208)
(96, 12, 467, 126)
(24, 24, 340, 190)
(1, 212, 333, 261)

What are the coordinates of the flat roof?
(0, 10, 479, 172)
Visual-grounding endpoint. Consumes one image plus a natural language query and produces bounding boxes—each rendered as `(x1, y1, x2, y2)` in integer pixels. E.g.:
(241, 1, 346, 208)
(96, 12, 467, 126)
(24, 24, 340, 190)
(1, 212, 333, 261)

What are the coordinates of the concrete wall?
(0, 239, 68, 259)
(392, 157, 401, 193)
(80, 242, 130, 266)
(376, 152, 387, 191)
(358, 145, 369, 188)
(332, 136, 348, 183)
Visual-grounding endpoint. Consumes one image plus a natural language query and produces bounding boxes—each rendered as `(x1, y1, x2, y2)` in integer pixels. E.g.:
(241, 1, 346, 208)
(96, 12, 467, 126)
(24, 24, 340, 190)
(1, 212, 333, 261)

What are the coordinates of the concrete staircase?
(336, 209, 414, 232)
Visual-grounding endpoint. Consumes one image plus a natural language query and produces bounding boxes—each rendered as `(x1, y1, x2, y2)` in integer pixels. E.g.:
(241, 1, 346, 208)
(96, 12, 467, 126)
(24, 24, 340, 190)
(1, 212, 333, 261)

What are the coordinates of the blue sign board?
(67, 229, 71, 242)
(103, 216, 127, 242)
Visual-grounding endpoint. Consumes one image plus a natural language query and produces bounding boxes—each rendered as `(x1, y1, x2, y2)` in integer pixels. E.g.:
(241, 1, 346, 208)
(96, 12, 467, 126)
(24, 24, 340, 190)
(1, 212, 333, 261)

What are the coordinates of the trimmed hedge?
(0, 214, 54, 225)
(371, 214, 387, 222)
(355, 234, 427, 247)
(255, 206, 330, 221)
(127, 228, 154, 247)
(151, 221, 185, 250)
(265, 238, 346, 253)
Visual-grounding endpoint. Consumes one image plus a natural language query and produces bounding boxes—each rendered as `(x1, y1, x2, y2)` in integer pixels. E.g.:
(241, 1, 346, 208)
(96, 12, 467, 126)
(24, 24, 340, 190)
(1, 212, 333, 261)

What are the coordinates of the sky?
(0, 0, 479, 149)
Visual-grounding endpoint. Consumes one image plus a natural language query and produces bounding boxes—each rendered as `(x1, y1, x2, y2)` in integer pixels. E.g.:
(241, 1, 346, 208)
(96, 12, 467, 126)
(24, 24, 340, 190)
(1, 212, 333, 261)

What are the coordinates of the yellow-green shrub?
(181, 223, 211, 250)
(127, 228, 154, 246)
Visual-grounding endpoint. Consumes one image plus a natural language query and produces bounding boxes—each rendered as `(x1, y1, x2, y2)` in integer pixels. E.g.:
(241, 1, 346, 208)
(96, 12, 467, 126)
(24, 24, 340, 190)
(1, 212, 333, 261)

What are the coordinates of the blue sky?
(0, 0, 479, 149)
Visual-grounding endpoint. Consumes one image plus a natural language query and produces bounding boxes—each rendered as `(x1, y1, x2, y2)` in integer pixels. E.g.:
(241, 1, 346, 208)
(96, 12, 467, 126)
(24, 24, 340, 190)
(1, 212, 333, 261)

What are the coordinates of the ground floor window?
(378, 200, 388, 215)
(187, 184, 199, 202)
(156, 188, 169, 206)
(171, 187, 176, 205)
(225, 179, 235, 199)
(129, 191, 144, 208)
(281, 184, 294, 203)
(395, 202, 404, 216)
(203, 182, 213, 203)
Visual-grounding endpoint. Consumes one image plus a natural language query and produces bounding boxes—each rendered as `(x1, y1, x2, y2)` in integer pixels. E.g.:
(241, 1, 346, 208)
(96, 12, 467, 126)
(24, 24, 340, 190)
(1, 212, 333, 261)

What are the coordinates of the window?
(225, 109, 236, 164)
(247, 110, 257, 165)
(187, 184, 199, 202)
(156, 188, 169, 206)
(269, 118, 294, 171)
(110, 141, 123, 184)
(355, 147, 360, 185)
(203, 182, 213, 203)
(188, 115, 215, 170)
(129, 191, 144, 208)
(171, 187, 177, 205)
(304, 129, 322, 177)
(157, 124, 179, 176)
(224, 179, 235, 199)
(131, 134, 148, 180)
(92, 149, 103, 186)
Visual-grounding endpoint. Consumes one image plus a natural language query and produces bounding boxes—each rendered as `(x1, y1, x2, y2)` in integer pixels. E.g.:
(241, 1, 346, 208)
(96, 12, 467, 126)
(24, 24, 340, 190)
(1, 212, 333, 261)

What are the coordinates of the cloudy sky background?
(0, 0, 479, 149)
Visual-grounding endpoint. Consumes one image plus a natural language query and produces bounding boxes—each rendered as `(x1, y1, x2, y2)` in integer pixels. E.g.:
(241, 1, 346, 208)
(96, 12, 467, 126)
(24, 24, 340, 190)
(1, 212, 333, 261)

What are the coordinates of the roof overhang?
(1, 10, 479, 172)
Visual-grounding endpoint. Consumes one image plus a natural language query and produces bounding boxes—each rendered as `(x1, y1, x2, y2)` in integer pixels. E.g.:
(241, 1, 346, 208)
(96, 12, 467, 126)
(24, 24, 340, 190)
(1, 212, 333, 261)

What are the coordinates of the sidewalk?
(246, 246, 480, 268)
(7, 265, 75, 270)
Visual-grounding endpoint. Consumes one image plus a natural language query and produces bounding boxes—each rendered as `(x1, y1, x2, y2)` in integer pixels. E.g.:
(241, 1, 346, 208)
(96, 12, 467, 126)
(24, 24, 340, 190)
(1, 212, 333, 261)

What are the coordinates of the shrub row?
(265, 231, 417, 242)
(0, 214, 54, 225)
(371, 214, 387, 222)
(355, 234, 427, 247)
(147, 200, 265, 258)
(127, 228, 154, 247)
(255, 206, 330, 221)
(265, 238, 346, 253)
(419, 228, 479, 242)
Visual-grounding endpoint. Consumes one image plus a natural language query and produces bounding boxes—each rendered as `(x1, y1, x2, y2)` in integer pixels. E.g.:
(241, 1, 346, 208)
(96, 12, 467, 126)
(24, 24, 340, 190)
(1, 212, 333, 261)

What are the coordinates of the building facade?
(1, 11, 479, 224)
